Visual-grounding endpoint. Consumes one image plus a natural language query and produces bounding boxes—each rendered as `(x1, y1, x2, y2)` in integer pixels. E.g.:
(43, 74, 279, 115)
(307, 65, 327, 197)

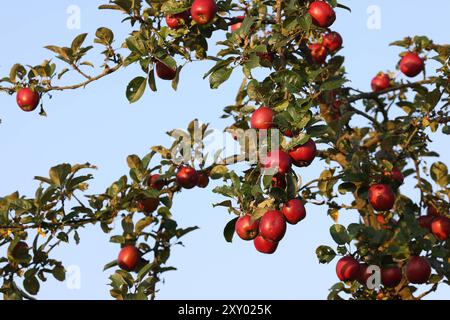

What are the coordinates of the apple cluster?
(336, 254, 432, 289)
(371, 52, 425, 92)
(232, 104, 318, 255)
(235, 199, 306, 254)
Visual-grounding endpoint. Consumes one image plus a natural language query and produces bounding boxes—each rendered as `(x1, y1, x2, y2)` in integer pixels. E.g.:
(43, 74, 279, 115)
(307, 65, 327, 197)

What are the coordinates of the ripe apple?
(253, 235, 278, 254)
(368, 184, 395, 211)
(250, 106, 274, 130)
(405, 256, 431, 284)
(156, 61, 177, 80)
(176, 166, 199, 189)
(288, 139, 317, 167)
(165, 11, 190, 29)
(235, 214, 259, 240)
(418, 215, 434, 232)
(358, 264, 372, 286)
(261, 150, 292, 175)
(371, 72, 391, 92)
(137, 197, 159, 214)
(147, 174, 165, 190)
(427, 204, 439, 216)
(271, 173, 286, 189)
(400, 52, 424, 77)
(323, 31, 343, 53)
(383, 168, 404, 185)
(336, 256, 360, 281)
(381, 266, 402, 288)
(230, 16, 245, 32)
(191, 0, 217, 25)
(118, 245, 141, 272)
(281, 199, 306, 225)
(196, 172, 210, 188)
(431, 216, 450, 241)
(309, 43, 328, 64)
(308, 1, 336, 28)
(16, 88, 40, 112)
(259, 210, 287, 242)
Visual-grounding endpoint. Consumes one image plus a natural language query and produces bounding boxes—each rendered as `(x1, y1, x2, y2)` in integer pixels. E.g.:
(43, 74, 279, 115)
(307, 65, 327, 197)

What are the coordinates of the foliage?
(0, 0, 449, 300)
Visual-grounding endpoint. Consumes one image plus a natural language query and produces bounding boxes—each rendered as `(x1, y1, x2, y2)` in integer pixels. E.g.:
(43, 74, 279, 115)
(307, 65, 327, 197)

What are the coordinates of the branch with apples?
(0, 0, 450, 300)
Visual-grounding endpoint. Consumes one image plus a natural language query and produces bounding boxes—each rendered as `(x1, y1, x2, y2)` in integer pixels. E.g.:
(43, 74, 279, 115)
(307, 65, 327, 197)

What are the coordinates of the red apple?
(191, 0, 217, 25)
(308, 1, 336, 28)
(431, 216, 450, 241)
(250, 106, 274, 130)
(176, 166, 199, 189)
(371, 72, 391, 92)
(427, 204, 439, 216)
(384, 168, 404, 185)
(230, 16, 245, 32)
(309, 43, 328, 64)
(381, 266, 402, 288)
(16, 88, 40, 112)
(165, 11, 190, 29)
(147, 174, 165, 190)
(156, 61, 177, 80)
(368, 184, 395, 211)
(405, 256, 431, 284)
(336, 256, 360, 281)
(358, 264, 373, 286)
(118, 245, 141, 272)
(400, 52, 424, 78)
(196, 172, 210, 188)
(259, 210, 287, 242)
(271, 173, 287, 189)
(323, 31, 343, 53)
(281, 199, 306, 225)
(235, 214, 259, 240)
(288, 139, 317, 167)
(418, 215, 434, 232)
(261, 150, 292, 175)
(253, 235, 278, 254)
(137, 197, 159, 214)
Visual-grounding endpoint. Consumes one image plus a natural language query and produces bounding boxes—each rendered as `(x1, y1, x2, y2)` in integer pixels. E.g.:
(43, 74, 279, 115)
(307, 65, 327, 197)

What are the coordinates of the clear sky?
(0, 1, 449, 300)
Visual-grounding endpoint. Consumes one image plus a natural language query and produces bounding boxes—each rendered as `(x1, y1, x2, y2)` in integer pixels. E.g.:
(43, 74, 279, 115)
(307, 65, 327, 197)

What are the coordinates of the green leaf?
(316, 245, 336, 264)
(338, 182, 356, 195)
(430, 162, 449, 187)
(210, 67, 233, 89)
(136, 262, 154, 283)
(135, 217, 154, 234)
(71, 33, 88, 52)
(320, 77, 348, 91)
(210, 165, 229, 179)
(223, 217, 238, 243)
(95, 27, 114, 45)
(126, 76, 147, 103)
(23, 275, 40, 295)
(330, 224, 350, 245)
(103, 259, 118, 271)
(49, 163, 72, 186)
(52, 266, 66, 281)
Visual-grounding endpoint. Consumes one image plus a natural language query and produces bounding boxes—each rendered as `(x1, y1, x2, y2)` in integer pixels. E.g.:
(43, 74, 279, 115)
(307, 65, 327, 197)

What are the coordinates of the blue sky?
(0, 1, 449, 299)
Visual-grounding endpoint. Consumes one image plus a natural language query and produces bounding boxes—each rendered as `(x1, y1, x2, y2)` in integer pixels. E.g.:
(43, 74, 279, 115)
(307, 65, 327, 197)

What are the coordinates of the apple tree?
(0, 0, 449, 300)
